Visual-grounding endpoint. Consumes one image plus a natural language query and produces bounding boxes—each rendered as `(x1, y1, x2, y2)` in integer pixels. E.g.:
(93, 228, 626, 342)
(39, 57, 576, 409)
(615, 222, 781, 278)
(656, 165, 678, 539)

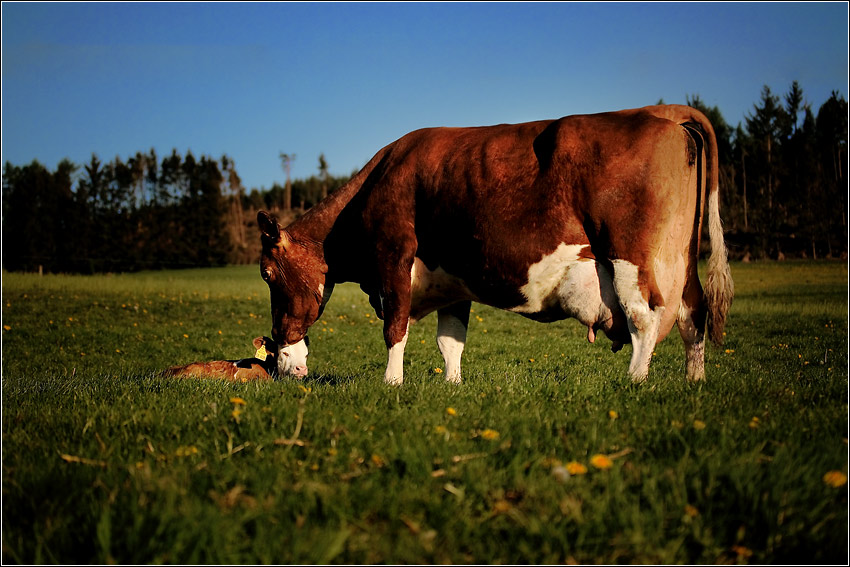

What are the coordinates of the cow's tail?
(690, 111, 733, 346)
(704, 165, 734, 346)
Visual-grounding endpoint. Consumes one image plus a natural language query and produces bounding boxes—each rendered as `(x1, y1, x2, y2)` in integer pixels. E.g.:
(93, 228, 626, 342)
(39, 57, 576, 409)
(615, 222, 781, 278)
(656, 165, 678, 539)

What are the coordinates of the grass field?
(2, 261, 847, 564)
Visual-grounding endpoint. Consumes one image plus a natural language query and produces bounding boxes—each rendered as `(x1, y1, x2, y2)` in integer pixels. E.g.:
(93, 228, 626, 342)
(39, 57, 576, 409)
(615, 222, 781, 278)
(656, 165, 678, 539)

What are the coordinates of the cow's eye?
(262, 268, 273, 281)
(281, 351, 290, 358)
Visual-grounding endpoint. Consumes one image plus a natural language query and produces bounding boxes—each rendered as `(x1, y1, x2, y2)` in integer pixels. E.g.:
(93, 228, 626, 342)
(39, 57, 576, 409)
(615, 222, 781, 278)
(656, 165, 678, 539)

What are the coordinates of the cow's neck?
(286, 165, 373, 285)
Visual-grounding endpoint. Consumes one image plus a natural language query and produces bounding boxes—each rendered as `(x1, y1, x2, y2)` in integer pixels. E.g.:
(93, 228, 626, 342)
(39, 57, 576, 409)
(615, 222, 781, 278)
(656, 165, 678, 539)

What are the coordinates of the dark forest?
(3, 82, 847, 273)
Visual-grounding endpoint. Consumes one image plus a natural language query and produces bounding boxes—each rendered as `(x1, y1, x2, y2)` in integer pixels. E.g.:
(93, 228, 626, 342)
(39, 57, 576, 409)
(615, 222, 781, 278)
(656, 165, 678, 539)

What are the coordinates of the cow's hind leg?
(436, 301, 471, 384)
(677, 267, 707, 382)
(611, 259, 665, 382)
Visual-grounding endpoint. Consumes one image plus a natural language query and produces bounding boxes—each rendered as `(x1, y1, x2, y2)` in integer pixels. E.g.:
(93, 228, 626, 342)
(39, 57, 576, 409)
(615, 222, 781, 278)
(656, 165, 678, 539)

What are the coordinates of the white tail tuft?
(705, 188, 734, 345)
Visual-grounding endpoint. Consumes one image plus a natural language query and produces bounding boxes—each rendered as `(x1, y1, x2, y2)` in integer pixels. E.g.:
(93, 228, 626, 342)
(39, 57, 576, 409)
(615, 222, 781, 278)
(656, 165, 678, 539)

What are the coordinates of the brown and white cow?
(258, 105, 734, 384)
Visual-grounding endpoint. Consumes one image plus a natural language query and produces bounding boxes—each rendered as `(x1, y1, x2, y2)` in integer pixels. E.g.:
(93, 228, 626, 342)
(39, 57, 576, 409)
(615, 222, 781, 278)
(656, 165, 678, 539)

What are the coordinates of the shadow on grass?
(301, 372, 359, 387)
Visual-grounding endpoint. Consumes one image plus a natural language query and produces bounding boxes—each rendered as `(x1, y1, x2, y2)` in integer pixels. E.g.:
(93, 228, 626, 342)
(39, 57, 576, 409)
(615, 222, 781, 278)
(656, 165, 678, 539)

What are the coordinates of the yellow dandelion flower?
(684, 504, 699, 518)
(566, 461, 588, 475)
(446, 407, 457, 416)
(693, 419, 706, 430)
(590, 454, 613, 470)
(823, 470, 847, 488)
(480, 429, 500, 440)
(370, 454, 386, 468)
(608, 410, 619, 419)
(434, 367, 443, 373)
(230, 397, 247, 405)
(492, 499, 512, 513)
(749, 417, 760, 429)
(3, 325, 10, 331)
(298, 384, 312, 394)
(231, 407, 242, 422)
(175, 445, 199, 457)
(183, 333, 189, 338)
(434, 425, 448, 434)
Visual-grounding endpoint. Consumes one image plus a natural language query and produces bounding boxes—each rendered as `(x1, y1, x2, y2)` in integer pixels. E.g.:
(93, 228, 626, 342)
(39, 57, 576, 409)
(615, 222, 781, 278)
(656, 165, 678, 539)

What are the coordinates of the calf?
(163, 336, 309, 381)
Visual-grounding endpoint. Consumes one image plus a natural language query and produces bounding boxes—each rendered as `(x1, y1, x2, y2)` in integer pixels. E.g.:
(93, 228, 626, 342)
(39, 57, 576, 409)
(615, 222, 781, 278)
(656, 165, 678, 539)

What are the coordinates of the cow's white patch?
(409, 258, 476, 322)
(512, 244, 587, 315)
(384, 325, 409, 385)
(510, 244, 622, 340)
(611, 259, 664, 382)
(278, 338, 309, 378)
(318, 282, 335, 318)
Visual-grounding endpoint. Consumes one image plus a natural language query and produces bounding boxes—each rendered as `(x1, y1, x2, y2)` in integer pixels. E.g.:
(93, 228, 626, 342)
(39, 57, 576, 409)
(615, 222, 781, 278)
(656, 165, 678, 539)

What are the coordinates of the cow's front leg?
(380, 256, 415, 386)
(437, 301, 471, 384)
(384, 318, 409, 385)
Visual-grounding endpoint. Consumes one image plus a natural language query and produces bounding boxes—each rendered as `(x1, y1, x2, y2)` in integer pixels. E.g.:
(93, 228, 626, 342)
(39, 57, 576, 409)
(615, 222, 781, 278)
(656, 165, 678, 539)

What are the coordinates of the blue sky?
(2, 2, 847, 192)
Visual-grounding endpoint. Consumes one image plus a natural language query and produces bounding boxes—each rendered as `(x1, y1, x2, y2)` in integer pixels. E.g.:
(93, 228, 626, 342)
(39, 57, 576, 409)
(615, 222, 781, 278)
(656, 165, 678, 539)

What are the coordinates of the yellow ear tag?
(254, 344, 268, 360)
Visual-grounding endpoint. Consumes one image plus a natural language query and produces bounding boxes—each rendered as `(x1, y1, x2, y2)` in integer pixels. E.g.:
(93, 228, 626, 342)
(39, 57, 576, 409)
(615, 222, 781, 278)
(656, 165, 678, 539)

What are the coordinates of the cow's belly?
(509, 243, 629, 342)
(408, 246, 629, 344)
(409, 258, 478, 322)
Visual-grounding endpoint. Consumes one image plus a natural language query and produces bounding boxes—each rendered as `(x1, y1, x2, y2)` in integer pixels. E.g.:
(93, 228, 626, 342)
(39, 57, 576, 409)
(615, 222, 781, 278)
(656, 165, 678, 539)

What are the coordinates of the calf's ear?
(252, 336, 265, 349)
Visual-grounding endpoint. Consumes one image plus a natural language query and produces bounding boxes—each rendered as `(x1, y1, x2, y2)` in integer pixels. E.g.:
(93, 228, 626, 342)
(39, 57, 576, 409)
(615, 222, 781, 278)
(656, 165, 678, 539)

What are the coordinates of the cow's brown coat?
(259, 105, 734, 383)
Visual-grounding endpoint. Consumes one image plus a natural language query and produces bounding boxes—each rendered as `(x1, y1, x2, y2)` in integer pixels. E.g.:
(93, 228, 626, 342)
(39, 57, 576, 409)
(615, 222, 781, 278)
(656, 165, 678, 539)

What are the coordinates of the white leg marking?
(437, 310, 467, 384)
(611, 260, 664, 382)
(384, 325, 409, 386)
(677, 303, 705, 382)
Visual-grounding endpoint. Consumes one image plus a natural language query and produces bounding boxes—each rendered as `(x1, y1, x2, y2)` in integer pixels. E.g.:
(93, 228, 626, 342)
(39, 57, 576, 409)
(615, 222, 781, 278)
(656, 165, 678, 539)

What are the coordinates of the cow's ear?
(257, 211, 292, 251)
(257, 211, 281, 243)
(252, 336, 265, 350)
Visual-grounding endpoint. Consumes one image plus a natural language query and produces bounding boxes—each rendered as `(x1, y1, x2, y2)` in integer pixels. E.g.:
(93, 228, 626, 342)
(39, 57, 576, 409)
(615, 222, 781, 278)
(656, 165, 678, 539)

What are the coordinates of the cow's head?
(257, 211, 326, 374)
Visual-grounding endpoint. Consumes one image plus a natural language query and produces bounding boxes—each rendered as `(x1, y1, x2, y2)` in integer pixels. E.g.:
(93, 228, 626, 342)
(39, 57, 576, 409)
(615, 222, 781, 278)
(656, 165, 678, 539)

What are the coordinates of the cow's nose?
(293, 365, 308, 378)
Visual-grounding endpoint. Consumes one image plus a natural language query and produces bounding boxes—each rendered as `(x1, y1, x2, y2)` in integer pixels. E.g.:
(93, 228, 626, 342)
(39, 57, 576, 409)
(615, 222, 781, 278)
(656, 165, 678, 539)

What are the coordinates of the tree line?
(2, 150, 351, 273)
(680, 84, 847, 260)
(2, 82, 847, 273)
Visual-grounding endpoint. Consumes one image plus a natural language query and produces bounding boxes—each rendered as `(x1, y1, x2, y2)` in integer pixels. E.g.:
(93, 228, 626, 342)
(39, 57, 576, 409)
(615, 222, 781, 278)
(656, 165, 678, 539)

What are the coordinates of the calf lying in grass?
(163, 336, 309, 382)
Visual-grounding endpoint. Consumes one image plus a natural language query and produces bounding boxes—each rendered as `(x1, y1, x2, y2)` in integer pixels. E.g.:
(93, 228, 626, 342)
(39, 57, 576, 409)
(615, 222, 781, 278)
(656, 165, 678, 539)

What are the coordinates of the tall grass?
(2, 261, 847, 563)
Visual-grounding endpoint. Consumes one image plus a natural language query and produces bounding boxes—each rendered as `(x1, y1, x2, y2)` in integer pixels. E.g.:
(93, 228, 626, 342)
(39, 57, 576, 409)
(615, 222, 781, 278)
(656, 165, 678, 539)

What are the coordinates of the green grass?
(2, 261, 847, 564)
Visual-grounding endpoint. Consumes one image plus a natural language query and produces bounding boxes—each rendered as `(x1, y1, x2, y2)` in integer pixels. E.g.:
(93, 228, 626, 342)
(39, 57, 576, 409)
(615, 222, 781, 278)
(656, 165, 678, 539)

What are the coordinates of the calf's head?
(252, 335, 309, 378)
(258, 211, 325, 373)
